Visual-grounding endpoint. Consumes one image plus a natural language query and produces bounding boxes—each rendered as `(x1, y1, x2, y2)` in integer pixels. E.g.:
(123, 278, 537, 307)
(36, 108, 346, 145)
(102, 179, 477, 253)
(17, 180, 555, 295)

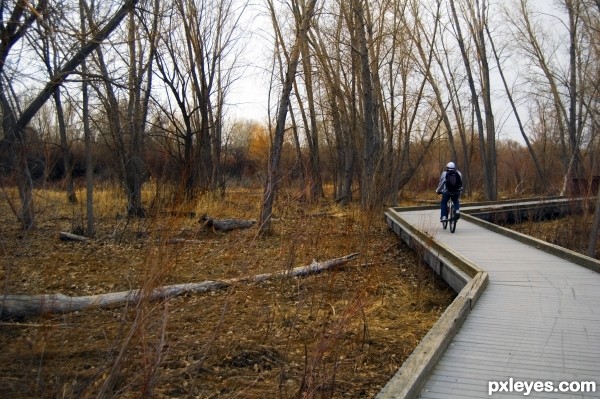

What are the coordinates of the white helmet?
(446, 161, 455, 169)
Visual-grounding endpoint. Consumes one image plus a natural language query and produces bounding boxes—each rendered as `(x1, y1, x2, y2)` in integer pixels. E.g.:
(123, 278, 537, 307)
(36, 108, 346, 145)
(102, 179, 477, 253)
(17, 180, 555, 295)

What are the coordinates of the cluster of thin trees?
(0, 0, 599, 237)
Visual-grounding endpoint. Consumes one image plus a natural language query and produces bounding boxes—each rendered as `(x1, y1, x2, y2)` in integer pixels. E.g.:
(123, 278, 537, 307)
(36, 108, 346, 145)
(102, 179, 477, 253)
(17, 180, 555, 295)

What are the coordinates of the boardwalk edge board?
(460, 213, 600, 274)
(377, 209, 488, 399)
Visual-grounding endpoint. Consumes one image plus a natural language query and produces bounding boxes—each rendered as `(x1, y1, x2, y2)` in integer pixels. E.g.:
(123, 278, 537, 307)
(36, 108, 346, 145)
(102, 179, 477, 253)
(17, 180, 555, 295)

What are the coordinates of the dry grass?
(507, 212, 599, 259)
(0, 185, 455, 398)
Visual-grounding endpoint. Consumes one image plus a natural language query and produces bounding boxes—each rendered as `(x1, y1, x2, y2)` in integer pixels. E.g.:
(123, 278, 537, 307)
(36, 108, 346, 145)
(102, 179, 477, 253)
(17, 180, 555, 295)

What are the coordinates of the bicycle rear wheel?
(449, 202, 457, 233)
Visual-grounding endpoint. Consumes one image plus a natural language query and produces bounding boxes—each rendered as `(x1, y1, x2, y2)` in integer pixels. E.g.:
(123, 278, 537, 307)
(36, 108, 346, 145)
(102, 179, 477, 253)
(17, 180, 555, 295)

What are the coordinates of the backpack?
(445, 169, 462, 192)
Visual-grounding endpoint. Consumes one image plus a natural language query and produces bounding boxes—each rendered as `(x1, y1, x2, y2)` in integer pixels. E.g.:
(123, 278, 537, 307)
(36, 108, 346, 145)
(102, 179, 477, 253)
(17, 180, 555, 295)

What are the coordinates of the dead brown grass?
(507, 212, 599, 259)
(0, 185, 455, 398)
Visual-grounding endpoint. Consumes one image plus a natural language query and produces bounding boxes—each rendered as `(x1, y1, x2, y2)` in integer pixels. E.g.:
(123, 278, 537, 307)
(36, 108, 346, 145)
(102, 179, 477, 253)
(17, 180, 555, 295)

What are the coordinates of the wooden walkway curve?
(378, 199, 600, 398)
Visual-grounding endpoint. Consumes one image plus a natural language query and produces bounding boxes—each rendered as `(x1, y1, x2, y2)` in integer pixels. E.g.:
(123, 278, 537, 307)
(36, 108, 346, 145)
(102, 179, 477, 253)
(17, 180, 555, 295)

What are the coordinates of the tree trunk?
(449, 0, 493, 200)
(16, 137, 35, 229)
(300, 39, 324, 201)
(81, 0, 95, 236)
(354, 0, 381, 209)
(90, 1, 157, 217)
(0, 93, 36, 230)
(259, 0, 318, 235)
(125, 6, 145, 217)
(124, 2, 160, 217)
(565, 0, 585, 189)
(211, 91, 224, 194)
(124, 158, 146, 218)
(0, 0, 138, 230)
(54, 89, 77, 203)
(474, 0, 497, 200)
(437, 39, 473, 196)
(41, 29, 77, 204)
(279, 35, 308, 199)
(312, 26, 353, 204)
(289, 101, 309, 197)
(588, 192, 600, 258)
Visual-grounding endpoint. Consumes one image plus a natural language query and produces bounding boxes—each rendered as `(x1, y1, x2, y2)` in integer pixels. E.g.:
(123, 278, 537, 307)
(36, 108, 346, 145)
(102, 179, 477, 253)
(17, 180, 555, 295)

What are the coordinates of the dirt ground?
(0, 188, 455, 398)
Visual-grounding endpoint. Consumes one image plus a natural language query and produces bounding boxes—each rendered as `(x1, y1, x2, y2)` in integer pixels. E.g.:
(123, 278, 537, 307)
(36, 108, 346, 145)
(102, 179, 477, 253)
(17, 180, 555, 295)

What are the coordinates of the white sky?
(225, 2, 274, 123)
(225, 0, 571, 145)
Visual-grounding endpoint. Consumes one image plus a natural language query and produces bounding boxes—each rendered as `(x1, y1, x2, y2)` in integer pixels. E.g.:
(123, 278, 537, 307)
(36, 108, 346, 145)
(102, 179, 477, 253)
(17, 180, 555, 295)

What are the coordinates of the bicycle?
(441, 194, 460, 233)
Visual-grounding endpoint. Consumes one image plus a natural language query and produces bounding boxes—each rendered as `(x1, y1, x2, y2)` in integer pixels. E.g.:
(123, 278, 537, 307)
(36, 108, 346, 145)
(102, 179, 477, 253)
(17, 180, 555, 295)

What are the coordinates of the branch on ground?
(59, 232, 89, 242)
(0, 253, 360, 319)
(199, 215, 257, 232)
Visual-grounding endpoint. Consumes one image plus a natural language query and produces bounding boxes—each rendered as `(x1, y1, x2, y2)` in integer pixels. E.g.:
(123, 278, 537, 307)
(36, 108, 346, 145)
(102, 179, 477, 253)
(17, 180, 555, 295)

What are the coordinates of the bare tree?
(153, 0, 244, 198)
(394, 0, 455, 199)
(449, 0, 497, 200)
(37, 6, 77, 203)
(349, 0, 381, 209)
(273, 1, 324, 203)
(269, 3, 308, 198)
(309, 4, 354, 205)
(508, 0, 589, 194)
(88, 0, 159, 217)
(485, 23, 545, 188)
(80, 0, 94, 236)
(434, 21, 475, 196)
(309, 0, 445, 205)
(299, 33, 324, 201)
(0, 0, 139, 230)
(565, 0, 585, 186)
(259, 0, 318, 235)
(582, 0, 600, 256)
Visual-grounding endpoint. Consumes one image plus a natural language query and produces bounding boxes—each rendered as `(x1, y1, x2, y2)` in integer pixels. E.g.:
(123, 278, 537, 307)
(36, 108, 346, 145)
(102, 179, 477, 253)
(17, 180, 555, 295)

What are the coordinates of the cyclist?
(435, 161, 463, 222)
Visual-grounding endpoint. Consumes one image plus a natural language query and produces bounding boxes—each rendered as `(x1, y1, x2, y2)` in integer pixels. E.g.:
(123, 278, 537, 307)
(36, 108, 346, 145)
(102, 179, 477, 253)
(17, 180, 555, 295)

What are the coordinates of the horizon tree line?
(0, 0, 598, 247)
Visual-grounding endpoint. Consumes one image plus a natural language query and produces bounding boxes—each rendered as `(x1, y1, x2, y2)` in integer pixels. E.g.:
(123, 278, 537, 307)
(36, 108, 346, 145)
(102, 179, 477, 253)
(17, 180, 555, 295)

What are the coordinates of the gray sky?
(226, 0, 572, 146)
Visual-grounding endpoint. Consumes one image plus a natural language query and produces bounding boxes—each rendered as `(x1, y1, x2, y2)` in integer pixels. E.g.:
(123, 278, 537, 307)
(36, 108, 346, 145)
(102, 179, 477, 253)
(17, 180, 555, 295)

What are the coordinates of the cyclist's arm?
(435, 172, 446, 194)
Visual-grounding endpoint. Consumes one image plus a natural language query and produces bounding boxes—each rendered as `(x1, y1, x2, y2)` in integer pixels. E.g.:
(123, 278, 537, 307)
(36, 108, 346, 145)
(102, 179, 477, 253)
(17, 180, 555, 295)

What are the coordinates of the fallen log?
(200, 215, 256, 232)
(0, 253, 359, 319)
(59, 232, 89, 242)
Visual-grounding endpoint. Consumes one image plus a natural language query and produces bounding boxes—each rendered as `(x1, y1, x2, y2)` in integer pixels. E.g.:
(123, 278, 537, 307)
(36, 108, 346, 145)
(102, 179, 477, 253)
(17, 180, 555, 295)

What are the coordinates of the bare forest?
(1, 0, 599, 397)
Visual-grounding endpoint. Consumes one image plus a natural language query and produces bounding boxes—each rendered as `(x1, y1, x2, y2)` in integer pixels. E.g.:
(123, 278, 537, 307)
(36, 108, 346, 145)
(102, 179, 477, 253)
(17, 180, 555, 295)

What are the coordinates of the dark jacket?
(435, 169, 462, 194)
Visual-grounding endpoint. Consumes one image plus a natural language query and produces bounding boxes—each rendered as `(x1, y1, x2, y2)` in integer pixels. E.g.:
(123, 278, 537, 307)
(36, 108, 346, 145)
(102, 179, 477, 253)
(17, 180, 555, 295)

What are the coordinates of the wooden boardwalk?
(379, 201, 600, 398)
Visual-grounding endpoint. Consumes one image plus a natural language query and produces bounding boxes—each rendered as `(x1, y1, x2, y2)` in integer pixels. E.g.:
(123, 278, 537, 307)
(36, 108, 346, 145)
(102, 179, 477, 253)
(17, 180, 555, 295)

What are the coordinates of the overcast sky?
(225, 0, 571, 145)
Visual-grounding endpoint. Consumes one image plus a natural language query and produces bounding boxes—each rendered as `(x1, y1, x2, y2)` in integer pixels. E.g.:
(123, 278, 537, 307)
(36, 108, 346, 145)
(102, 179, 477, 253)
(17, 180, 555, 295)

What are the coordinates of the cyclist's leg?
(440, 191, 450, 220)
(451, 192, 460, 218)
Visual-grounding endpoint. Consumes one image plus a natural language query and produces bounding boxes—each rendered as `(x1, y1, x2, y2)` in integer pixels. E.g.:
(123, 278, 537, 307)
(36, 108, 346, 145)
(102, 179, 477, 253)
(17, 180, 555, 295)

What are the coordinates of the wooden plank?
(440, 345, 600, 365)
(437, 355, 600, 374)
(382, 203, 600, 399)
(430, 363, 598, 383)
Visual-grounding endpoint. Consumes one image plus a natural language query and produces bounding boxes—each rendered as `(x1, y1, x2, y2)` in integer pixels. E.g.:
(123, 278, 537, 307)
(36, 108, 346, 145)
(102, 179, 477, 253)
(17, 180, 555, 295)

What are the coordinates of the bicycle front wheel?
(449, 203, 457, 233)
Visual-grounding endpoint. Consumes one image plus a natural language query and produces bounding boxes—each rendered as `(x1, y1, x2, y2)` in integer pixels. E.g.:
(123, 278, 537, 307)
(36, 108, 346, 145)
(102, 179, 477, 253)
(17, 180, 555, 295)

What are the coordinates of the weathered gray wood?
(200, 216, 257, 232)
(382, 204, 600, 399)
(377, 210, 488, 399)
(0, 253, 359, 319)
(59, 231, 89, 242)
